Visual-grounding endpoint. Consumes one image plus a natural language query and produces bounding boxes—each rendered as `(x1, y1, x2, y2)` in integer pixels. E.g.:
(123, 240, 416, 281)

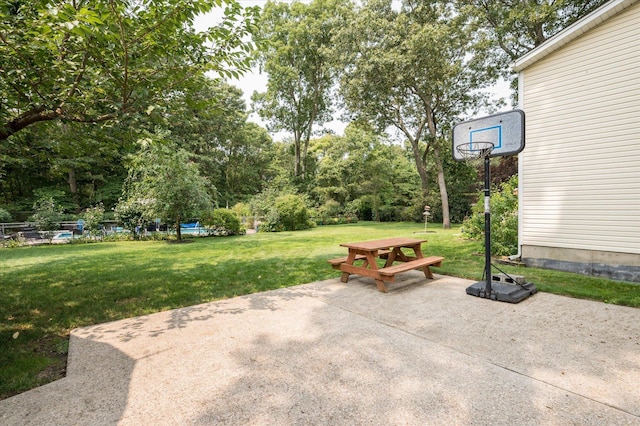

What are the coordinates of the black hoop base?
(466, 280, 538, 303)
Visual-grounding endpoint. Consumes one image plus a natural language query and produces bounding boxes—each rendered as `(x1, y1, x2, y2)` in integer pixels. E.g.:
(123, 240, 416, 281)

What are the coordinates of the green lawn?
(1, 221, 639, 399)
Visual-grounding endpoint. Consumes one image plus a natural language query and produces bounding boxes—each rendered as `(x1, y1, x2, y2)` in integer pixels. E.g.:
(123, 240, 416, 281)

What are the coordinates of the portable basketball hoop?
(453, 111, 537, 303)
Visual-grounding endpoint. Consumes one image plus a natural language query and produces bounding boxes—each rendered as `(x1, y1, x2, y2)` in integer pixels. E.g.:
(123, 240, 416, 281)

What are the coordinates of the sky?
(193, 1, 513, 141)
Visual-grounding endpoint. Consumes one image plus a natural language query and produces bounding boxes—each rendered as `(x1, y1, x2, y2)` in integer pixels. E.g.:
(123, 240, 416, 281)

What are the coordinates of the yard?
(2, 221, 639, 399)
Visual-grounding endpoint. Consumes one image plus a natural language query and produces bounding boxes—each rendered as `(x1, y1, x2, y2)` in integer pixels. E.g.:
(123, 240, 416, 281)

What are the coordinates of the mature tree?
(0, 0, 258, 141)
(120, 137, 213, 240)
(336, 0, 498, 228)
(167, 79, 274, 207)
(252, 0, 352, 179)
(457, 0, 609, 65)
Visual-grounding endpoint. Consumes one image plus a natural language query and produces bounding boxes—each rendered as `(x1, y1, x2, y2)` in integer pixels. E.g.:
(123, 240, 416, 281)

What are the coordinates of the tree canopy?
(0, 0, 258, 140)
(458, 0, 609, 65)
(252, 0, 351, 178)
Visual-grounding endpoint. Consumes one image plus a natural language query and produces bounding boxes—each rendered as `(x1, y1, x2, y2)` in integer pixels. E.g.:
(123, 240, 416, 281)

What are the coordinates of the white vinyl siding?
(520, 2, 640, 254)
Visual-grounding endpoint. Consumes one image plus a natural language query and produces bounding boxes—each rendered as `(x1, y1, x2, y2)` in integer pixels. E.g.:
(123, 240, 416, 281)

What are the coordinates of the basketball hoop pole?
(483, 155, 492, 295)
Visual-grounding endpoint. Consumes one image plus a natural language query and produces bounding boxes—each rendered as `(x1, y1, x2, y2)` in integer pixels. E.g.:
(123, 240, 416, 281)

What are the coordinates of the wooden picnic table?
(328, 237, 444, 293)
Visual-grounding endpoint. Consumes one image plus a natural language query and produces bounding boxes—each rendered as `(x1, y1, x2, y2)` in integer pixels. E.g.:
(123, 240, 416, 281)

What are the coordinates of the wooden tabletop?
(340, 237, 427, 251)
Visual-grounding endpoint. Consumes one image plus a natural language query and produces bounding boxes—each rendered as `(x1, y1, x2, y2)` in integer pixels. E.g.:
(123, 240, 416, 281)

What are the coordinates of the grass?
(1, 221, 639, 399)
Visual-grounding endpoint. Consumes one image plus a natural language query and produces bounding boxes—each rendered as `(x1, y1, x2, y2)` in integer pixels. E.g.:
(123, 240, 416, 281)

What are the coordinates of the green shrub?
(0, 208, 12, 223)
(102, 232, 135, 243)
(262, 208, 281, 232)
(319, 199, 341, 218)
(232, 202, 254, 229)
(461, 175, 518, 256)
(314, 214, 359, 226)
(201, 208, 243, 236)
(231, 202, 251, 218)
(83, 204, 105, 239)
(397, 199, 424, 223)
(315, 199, 349, 225)
(113, 198, 147, 237)
(31, 188, 77, 215)
(29, 196, 65, 242)
(1, 238, 21, 248)
(347, 197, 373, 221)
(263, 194, 312, 232)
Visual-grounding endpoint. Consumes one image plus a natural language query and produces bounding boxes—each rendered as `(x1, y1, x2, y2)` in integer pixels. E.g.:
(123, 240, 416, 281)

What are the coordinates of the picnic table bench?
(328, 237, 444, 292)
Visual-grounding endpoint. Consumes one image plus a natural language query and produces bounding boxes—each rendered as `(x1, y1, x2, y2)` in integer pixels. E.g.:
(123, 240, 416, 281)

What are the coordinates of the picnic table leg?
(383, 248, 397, 267)
(412, 243, 433, 279)
(341, 250, 359, 282)
(375, 279, 388, 293)
(362, 252, 387, 292)
(420, 266, 434, 279)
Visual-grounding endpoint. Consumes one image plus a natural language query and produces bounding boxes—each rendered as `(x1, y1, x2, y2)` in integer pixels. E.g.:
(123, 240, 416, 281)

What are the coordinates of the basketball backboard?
(452, 110, 525, 161)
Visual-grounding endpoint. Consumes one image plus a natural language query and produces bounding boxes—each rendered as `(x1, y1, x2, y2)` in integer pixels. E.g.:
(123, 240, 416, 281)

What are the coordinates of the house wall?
(519, 2, 640, 282)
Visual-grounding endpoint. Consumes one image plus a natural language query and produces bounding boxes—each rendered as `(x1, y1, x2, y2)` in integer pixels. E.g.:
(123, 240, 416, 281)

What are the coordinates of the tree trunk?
(301, 103, 317, 180)
(432, 143, 450, 229)
(424, 107, 451, 230)
(301, 134, 310, 180)
(68, 169, 79, 206)
(406, 135, 429, 198)
(175, 218, 182, 240)
(294, 132, 302, 177)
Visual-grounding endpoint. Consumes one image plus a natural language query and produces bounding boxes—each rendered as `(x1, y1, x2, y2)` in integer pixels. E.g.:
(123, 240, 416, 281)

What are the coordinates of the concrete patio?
(1, 273, 639, 425)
